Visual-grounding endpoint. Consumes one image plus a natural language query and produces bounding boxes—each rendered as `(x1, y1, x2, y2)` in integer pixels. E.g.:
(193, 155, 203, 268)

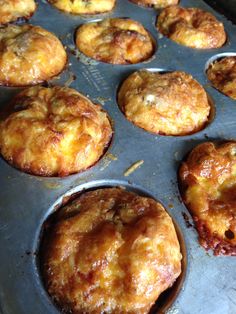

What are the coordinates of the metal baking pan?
(0, 0, 236, 313)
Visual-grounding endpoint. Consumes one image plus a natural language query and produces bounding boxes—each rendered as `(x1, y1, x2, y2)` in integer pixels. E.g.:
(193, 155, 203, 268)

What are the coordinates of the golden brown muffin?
(179, 142, 236, 256)
(118, 70, 211, 136)
(75, 18, 155, 65)
(0, 86, 112, 176)
(129, 0, 178, 9)
(48, 0, 116, 14)
(41, 187, 182, 314)
(206, 56, 236, 100)
(0, 24, 67, 86)
(0, 0, 36, 24)
(157, 6, 226, 49)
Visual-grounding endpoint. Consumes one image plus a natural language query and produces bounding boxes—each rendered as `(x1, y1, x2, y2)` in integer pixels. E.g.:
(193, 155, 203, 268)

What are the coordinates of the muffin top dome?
(0, 24, 67, 86)
(41, 187, 182, 313)
(157, 6, 226, 49)
(48, 0, 116, 14)
(207, 56, 236, 100)
(179, 142, 236, 256)
(0, 86, 112, 176)
(118, 70, 211, 136)
(0, 0, 36, 24)
(75, 18, 155, 65)
(129, 0, 178, 9)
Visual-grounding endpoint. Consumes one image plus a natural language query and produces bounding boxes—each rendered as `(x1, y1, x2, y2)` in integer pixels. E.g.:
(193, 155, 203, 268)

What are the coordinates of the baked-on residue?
(42, 187, 182, 313)
(75, 18, 155, 64)
(0, 86, 112, 176)
(118, 70, 210, 136)
(0, 24, 67, 86)
(0, 0, 36, 24)
(207, 56, 236, 100)
(157, 6, 226, 49)
(179, 142, 236, 255)
(48, 0, 116, 14)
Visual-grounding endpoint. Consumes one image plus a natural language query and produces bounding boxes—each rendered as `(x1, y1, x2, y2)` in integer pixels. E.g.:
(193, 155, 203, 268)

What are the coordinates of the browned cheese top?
(0, 0, 36, 24)
(76, 18, 155, 65)
(118, 70, 210, 136)
(0, 86, 112, 176)
(157, 6, 226, 49)
(130, 0, 178, 9)
(42, 188, 182, 314)
(48, 0, 116, 14)
(0, 24, 67, 86)
(207, 56, 236, 100)
(179, 142, 236, 255)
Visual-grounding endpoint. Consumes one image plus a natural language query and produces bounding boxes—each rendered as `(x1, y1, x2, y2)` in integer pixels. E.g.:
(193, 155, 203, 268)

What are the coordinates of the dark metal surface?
(205, 0, 236, 24)
(0, 1, 236, 314)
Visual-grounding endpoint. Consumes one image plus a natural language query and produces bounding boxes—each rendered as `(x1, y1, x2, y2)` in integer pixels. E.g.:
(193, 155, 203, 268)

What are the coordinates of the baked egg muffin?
(41, 187, 182, 313)
(0, 24, 67, 86)
(75, 18, 155, 65)
(207, 56, 236, 100)
(0, 86, 112, 176)
(48, 0, 116, 14)
(179, 142, 236, 256)
(118, 70, 211, 136)
(157, 6, 226, 49)
(129, 0, 178, 9)
(0, 0, 36, 24)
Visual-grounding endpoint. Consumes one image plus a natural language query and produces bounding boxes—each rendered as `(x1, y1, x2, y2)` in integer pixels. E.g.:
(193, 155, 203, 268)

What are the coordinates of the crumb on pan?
(179, 141, 236, 256)
(124, 160, 144, 177)
(75, 18, 155, 65)
(157, 6, 226, 49)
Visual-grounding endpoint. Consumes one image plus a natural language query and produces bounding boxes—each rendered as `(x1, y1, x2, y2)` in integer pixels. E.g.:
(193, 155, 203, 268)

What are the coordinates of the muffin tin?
(0, 0, 236, 313)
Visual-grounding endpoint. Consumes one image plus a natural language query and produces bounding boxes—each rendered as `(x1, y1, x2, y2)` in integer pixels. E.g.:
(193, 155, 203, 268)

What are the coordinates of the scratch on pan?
(124, 160, 144, 177)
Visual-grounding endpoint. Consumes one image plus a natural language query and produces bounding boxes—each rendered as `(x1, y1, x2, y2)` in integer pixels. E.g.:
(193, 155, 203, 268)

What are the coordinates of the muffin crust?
(179, 142, 236, 256)
(207, 56, 236, 100)
(75, 18, 155, 65)
(0, 24, 67, 86)
(157, 6, 226, 49)
(48, 0, 116, 14)
(0, 0, 36, 24)
(41, 187, 182, 313)
(118, 70, 211, 136)
(0, 86, 112, 176)
(129, 0, 178, 9)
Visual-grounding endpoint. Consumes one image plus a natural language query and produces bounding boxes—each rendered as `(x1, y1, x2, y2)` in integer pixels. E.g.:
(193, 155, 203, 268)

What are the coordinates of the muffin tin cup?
(0, 0, 236, 313)
(36, 180, 187, 314)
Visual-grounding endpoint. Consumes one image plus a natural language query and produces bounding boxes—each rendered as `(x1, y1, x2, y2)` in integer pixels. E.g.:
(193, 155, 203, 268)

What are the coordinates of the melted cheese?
(157, 6, 226, 49)
(42, 188, 182, 313)
(76, 18, 154, 64)
(130, 0, 178, 9)
(48, 0, 116, 14)
(207, 56, 236, 100)
(118, 70, 210, 136)
(0, 86, 112, 176)
(0, 24, 67, 86)
(179, 142, 236, 255)
(0, 0, 36, 24)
